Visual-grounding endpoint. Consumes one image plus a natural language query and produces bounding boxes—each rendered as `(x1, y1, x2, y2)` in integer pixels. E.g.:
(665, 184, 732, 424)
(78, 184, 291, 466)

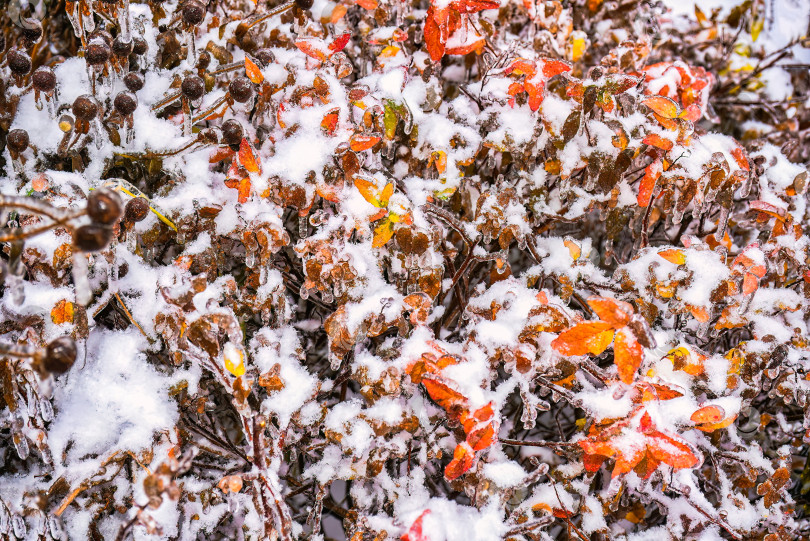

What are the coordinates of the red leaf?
(583, 452, 607, 472)
(401, 510, 431, 541)
(466, 423, 494, 451)
(642, 133, 673, 151)
(321, 108, 340, 135)
(224, 176, 252, 203)
(646, 432, 699, 470)
(238, 139, 262, 174)
(445, 442, 475, 480)
(637, 159, 662, 207)
(542, 58, 572, 78)
(453, 0, 500, 13)
(614, 327, 643, 384)
(424, 6, 448, 62)
(422, 378, 468, 414)
(329, 32, 352, 54)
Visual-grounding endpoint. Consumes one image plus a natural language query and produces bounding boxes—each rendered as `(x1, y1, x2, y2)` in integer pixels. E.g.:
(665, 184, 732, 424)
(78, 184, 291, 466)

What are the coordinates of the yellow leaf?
(380, 183, 394, 206)
(564, 239, 581, 261)
(570, 32, 586, 62)
(642, 96, 679, 119)
(751, 17, 764, 42)
(372, 218, 395, 248)
(51, 299, 75, 325)
(354, 175, 384, 208)
(223, 342, 246, 377)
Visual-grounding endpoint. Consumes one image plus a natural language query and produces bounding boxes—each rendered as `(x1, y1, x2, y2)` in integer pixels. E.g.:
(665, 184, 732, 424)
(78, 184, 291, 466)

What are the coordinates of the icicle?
(298, 215, 308, 238)
(300, 285, 310, 299)
(11, 514, 26, 539)
(118, 0, 131, 42)
(246, 251, 256, 268)
(12, 432, 28, 461)
(321, 289, 334, 304)
(38, 399, 53, 422)
(329, 352, 341, 371)
(672, 204, 685, 224)
(72, 252, 92, 306)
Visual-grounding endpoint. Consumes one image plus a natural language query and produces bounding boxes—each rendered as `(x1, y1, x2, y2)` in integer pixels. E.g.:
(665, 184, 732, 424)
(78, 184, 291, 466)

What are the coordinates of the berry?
(43, 337, 77, 375)
(85, 40, 111, 66)
(32, 67, 56, 93)
(181, 75, 205, 100)
(73, 224, 114, 252)
(132, 37, 148, 56)
(112, 36, 134, 58)
(21, 21, 43, 45)
(72, 95, 99, 121)
(295, 0, 314, 10)
(87, 188, 123, 226)
(221, 119, 243, 146)
(229, 77, 253, 103)
(125, 197, 150, 223)
(124, 72, 145, 92)
(7, 49, 31, 75)
(6, 129, 29, 153)
(114, 92, 138, 116)
(182, 1, 206, 26)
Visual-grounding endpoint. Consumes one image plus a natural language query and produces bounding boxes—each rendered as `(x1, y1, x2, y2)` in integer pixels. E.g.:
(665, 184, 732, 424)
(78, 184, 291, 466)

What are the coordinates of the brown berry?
(182, 1, 206, 26)
(114, 92, 138, 116)
(196, 50, 211, 70)
(7, 49, 31, 75)
(199, 128, 219, 145)
(132, 37, 148, 56)
(229, 77, 253, 103)
(6, 129, 29, 153)
(295, 0, 314, 10)
(72, 95, 98, 121)
(112, 36, 134, 58)
(32, 67, 56, 93)
(74, 224, 114, 252)
(87, 188, 123, 226)
(221, 119, 243, 146)
(43, 337, 77, 375)
(86, 40, 111, 66)
(124, 72, 145, 92)
(125, 197, 150, 223)
(181, 75, 205, 100)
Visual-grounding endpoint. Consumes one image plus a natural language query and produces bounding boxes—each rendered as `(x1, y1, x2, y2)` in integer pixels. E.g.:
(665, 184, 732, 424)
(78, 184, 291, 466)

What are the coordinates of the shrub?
(0, 0, 809, 539)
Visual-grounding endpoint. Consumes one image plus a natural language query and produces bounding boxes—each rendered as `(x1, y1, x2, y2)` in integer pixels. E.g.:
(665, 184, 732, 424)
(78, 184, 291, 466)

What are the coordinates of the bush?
(0, 0, 809, 539)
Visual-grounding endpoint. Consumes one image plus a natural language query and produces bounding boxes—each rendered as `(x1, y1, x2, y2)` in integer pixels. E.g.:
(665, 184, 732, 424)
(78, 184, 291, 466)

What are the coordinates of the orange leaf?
(742, 272, 759, 296)
(355, 0, 378, 8)
(542, 59, 572, 78)
(244, 57, 264, 84)
(642, 95, 679, 119)
(564, 239, 581, 261)
(551, 321, 614, 356)
(466, 423, 494, 451)
(679, 103, 701, 122)
(51, 299, 75, 325)
(658, 248, 686, 265)
(646, 432, 699, 470)
(638, 382, 683, 402)
(445, 442, 475, 480)
(642, 133, 673, 151)
(424, 6, 448, 62)
(583, 452, 608, 472)
(422, 377, 467, 413)
(350, 133, 381, 152)
(731, 146, 749, 171)
(587, 296, 633, 329)
(691, 405, 725, 424)
(637, 159, 662, 207)
(224, 176, 251, 203)
(238, 139, 262, 174)
(354, 175, 384, 207)
(614, 327, 643, 384)
(695, 415, 737, 432)
(372, 218, 395, 247)
(321, 108, 340, 135)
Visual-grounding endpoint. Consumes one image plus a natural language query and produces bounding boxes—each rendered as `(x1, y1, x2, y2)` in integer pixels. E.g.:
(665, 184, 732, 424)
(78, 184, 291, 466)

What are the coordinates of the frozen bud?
(181, 75, 204, 100)
(7, 49, 31, 75)
(221, 119, 243, 146)
(182, 1, 206, 26)
(114, 91, 138, 116)
(124, 197, 150, 223)
(43, 337, 77, 375)
(229, 76, 253, 103)
(132, 37, 148, 56)
(85, 40, 111, 66)
(296, 0, 314, 9)
(124, 72, 145, 92)
(199, 128, 219, 145)
(58, 114, 74, 133)
(87, 188, 123, 225)
(32, 67, 56, 92)
(254, 49, 275, 66)
(72, 95, 99, 121)
(6, 129, 29, 153)
(73, 224, 113, 252)
(196, 50, 211, 70)
(112, 36, 134, 58)
(22, 21, 43, 45)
